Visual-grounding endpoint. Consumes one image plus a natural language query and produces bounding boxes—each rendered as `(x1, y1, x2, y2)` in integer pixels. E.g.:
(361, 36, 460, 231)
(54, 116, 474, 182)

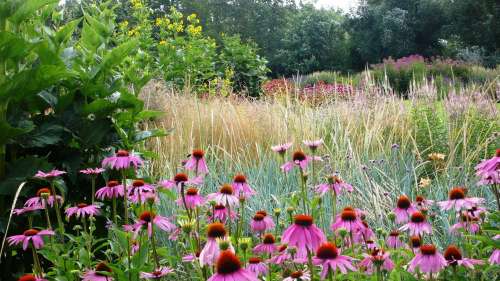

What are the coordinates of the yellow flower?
(187, 13, 197, 22)
(119, 21, 129, 28)
(128, 28, 139, 37)
(159, 40, 167, 45)
(155, 18, 162, 26)
(187, 25, 202, 36)
(418, 177, 431, 188)
(428, 152, 445, 161)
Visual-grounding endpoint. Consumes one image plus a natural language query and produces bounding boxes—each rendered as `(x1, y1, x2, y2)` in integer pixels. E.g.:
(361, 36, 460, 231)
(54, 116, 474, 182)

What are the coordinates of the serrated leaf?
(9, 0, 58, 23)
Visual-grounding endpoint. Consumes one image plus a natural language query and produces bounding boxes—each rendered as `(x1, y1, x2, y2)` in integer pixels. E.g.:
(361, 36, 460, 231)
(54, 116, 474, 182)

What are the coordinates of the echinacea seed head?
(207, 222, 226, 238)
(233, 174, 246, 183)
(186, 187, 198, 195)
(116, 150, 129, 157)
(132, 179, 145, 187)
(316, 243, 339, 259)
(220, 184, 234, 195)
(95, 262, 112, 274)
(292, 151, 307, 162)
(496, 148, 500, 157)
(327, 175, 342, 184)
(444, 245, 462, 266)
(294, 214, 313, 226)
(415, 195, 424, 202)
(449, 187, 466, 200)
(396, 195, 411, 209)
(290, 271, 304, 278)
(256, 210, 267, 217)
(214, 204, 226, 210)
(420, 244, 437, 255)
(139, 211, 155, 222)
(253, 214, 265, 221)
(36, 188, 51, 197)
(107, 180, 120, 187)
(174, 173, 189, 183)
(192, 149, 205, 159)
(18, 274, 37, 281)
(340, 210, 357, 221)
(23, 229, 39, 236)
(389, 230, 400, 237)
(216, 250, 241, 274)
(343, 206, 354, 212)
(410, 211, 425, 223)
(278, 244, 288, 252)
(263, 233, 275, 244)
(248, 257, 262, 264)
(410, 236, 421, 248)
(77, 203, 88, 208)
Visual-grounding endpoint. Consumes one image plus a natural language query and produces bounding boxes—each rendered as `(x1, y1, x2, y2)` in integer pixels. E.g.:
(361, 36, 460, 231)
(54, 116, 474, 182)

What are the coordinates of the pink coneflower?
(399, 211, 432, 236)
(271, 142, 293, 155)
(35, 169, 66, 179)
(131, 240, 140, 255)
(160, 173, 203, 190)
(246, 257, 268, 277)
(200, 223, 230, 266)
(128, 179, 155, 204)
(232, 174, 256, 198)
(140, 267, 174, 279)
(415, 195, 434, 209)
(386, 230, 405, 249)
(82, 262, 113, 281)
(281, 151, 322, 173)
(303, 139, 323, 151)
(18, 274, 47, 281)
(269, 244, 291, 264)
(210, 204, 237, 222)
(207, 184, 239, 207)
(282, 214, 326, 258)
(475, 149, 500, 177)
(313, 242, 356, 278)
(132, 211, 175, 237)
(466, 206, 487, 218)
(253, 233, 278, 254)
(80, 168, 105, 175)
(256, 210, 275, 229)
(13, 205, 44, 216)
(331, 208, 365, 234)
(207, 250, 259, 281)
(450, 214, 480, 234)
(359, 249, 394, 274)
(315, 175, 353, 197)
(477, 171, 500, 186)
(444, 245, 483, 268)
(102, 149, 143, 170)
(185, 149, 209, 174)
(96, 180, 124, 200)
(24, 188, 63, 208)
(283, 270, 311, 281)
(7, 229, 55, 250)
(489, 249, 500, 265)
(408, 245, 447, 274)
(177, 187, 205, 209)
(354, 221, 375, 243)
(437, 187, 484, 211)
(365, 240, 378, 250)
(250, 213, 267, 233)
(65, 203, 100, 219)
(409, 236, 421, 253)
(182, 252, 200, 263)
(393, 195, 417, 224)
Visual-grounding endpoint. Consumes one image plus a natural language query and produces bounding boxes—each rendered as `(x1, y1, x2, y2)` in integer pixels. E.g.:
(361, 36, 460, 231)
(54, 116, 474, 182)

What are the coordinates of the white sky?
(308, 0, 359, 12)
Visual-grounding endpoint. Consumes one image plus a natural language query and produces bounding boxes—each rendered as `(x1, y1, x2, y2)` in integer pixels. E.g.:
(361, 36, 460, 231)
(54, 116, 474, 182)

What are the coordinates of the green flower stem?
(50, 181, 64, 234)
(30, 243, 43, 276)
(91, 176, 96, 205)
(300, 169, 308, 214)
(307, 250, 315, 281)
(121, 170, 129, 224)
(43, 198, 52, 230)
(82, 217, 92, 268)
(112, 197, 118, 225)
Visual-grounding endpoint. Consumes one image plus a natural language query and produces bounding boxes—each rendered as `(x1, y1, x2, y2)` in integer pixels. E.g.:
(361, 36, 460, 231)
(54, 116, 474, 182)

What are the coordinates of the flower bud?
(274, 208, 281, 216)
(337, 228, 348, 238)
(388, 212, 396, 222)
(218, 239, 230, 251)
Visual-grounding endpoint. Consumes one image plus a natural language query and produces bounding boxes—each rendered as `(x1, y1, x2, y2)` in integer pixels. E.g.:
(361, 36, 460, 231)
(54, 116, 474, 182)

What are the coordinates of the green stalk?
(122, 170, 129, 224)
(307, 250, 315, 281)
(150, 216, 160, 269)
(300, 169, 308, 214)
(82, 217, 92, 268)
(112, 197, 118, 225)
(91, 176, 96, 205)
(50, 181, 64, 234)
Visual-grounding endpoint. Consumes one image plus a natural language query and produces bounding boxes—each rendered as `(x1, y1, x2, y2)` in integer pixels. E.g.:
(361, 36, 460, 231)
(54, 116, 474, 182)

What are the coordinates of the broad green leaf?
(9, 0, 58, 23)
(0, 31, 33, 60)
(92, 40, 139, 79)
(135, 110, 164, 121)
(0, 120, 34, 145)
(20, 123, 65, 148)
(133, 129, 171, 143)
(54, 18, 81, 48)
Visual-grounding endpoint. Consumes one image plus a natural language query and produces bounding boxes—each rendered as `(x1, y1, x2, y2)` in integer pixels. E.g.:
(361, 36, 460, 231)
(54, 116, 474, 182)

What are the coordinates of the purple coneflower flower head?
(207, 184, 239, 207)
(185, 149, 209, 174)
(393, 195, 417, 224)
(283, 270, 311, 281)
(35, 169, 66, 179)
(207, 250, 259, 281)
(210, 204, 237, 222)
(24, 188, 63, 209)
(313, 242, 356, 278)
(140, 267, 174, 279)
(200, 223, 230, 267)
(271, 142, 292, 155)
(409, 236, 421, 253)
(408, 245, 447, 274)
(183, 252, 200, 263)
(450, 214, 480, 234)
(386, 230, 405, 249)
(128, 179, 155, 204)
(415, 195, 434, 209)
(18, 274, 48, 281)
(101, 149, 143, 170)
(250, 210, 275, 233)
(246, 257, 268, 277)
(303, 139, 323, 152)
(281, 151, 322, 173)
(315, 175, 353, 197)
(359, 249, 394, 274)
(489, 249, 500, 265)
(232, 174, 256, 198)
(331, 207, 365, 234)
(177, 187, 205, 209)
(253, 233, 278, 254)
(444, 245, 483, 268)
(96, 180, 124, 200)
(437, 187, 484, 211)
(7, 229, 54, 250)
(79, 168, 105, 175)
(131, 240, 140, 255)
(475, 149, 500, 177)
(354, 221, 375, 243)
(282, 214, 326, 259)
(399, 211, 432, 236)
(132, 211, 175, 237)
(365, 240, 378, 250)
(477, 171, 500, 186)
(82, 262, 113, 281)
(268, 244, 291, 264)
(160, 173, 203, 190)
(466, 206, 487, 218)
(14, 205, 44, 216)
(65, 203, 100, 219)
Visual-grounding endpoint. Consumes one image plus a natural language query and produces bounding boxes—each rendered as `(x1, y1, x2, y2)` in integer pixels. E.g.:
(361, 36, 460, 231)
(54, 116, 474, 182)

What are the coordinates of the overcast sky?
(308, 0, 359, 12)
